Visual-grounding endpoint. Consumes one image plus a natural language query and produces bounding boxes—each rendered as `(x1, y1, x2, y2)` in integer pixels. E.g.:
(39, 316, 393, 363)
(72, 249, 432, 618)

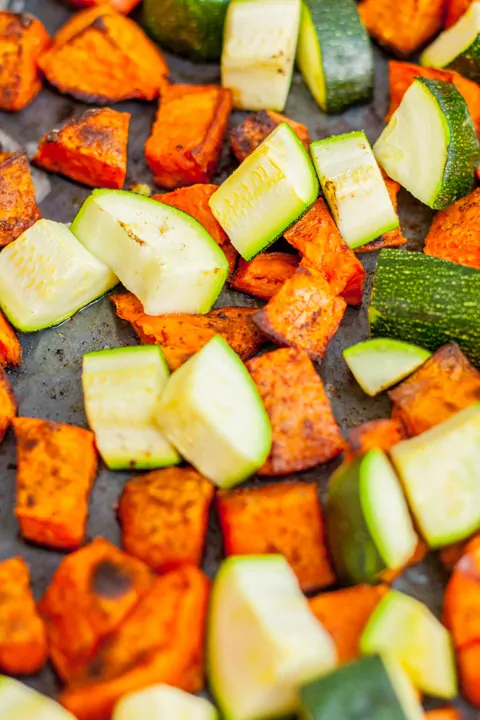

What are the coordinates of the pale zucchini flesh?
(114, 685, 218, 720)
(71, 190, 228, 316)
(0, 219, 117, 332)
(209, 123, 319, 260)
(221, 0, 301, 111)
(0, 676, 77, 720)
(311, 131, 399, 248)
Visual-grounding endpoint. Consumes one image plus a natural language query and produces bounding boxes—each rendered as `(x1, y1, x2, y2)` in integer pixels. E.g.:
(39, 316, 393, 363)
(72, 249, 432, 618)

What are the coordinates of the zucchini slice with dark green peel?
(296, 0, 373, 114)
(374, 78, 479, 210)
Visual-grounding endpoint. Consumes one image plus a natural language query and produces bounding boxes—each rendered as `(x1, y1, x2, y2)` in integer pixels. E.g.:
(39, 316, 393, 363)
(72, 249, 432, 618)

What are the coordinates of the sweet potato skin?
(247, 348, 344, 474)
(0, 12, 50, 111)
(13, 417, 98, 550)
(65, 0, 141, 12)
(389, 343, 480, 436)
(146, 84, 232, 188)
(424, 189, 480, 270)
(153, 184, 237, 272)
(345, 418, 407, 461)
(60, 566, 210, 720)
(0, 368, 16, 444)
(0, 152, 41, 247)
(445, 0, 474, 26)
(284, 198, 365, 305)
(34, 108, 130, 190)
(0, 557, 48, 675)
(229, 110, 311, 163)
(0, 309, 22, 367)
(230, 252, 299, 300)
(111, 294, 266, 370)
(218, 481, 336, 592)
(253, 261, 347, 362)
(118, 468, 214, 572)
(355, 175, 407, 252)
(39, 538, 154, 683)
(309, 585, 388, 663)
(38, 7, 168, 104)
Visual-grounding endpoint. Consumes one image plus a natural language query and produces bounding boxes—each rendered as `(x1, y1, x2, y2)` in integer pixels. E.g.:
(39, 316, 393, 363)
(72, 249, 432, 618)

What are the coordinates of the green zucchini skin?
(143, 0, 229, 61)
(419, 78, 478, 209)
(447, 36, 480, 83)
(369, 250, 480, 366)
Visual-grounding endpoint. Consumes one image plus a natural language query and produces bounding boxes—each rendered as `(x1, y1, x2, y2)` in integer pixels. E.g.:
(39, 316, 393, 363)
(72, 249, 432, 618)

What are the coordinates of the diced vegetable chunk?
(114, 685, 218, 720)
(356, 174, 407, 252)
(0, 310, 22, 367)
(0, 152, 41, 246)
(0, 676, 76, 720)
(424, 188, 480, 269)
(345, 419, 408, 461)
(229, 110, 311, 163)
(444, 535, 480, 649)
(426, 711, 462, 720)
(445, 0, 475, 27)
(66, 0, 141, 11)
(230, 252, 299, 300)
(0, 368, 16, 444)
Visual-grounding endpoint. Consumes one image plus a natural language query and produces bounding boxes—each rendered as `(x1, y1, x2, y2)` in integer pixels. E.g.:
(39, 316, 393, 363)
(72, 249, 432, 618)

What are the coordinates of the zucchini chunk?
(297, 0, 373, 114)
(343, 339, 431, 396)
(71, 189, 228, 316)
(311, 131, 399, 248)
(156, 335, 272, 488)
(208, 555, 337, 720)
(361, 590, 457, 698)
(209, 123, 319, 260)
(0, 675, 76, 720)
(374, 78, 479, 210)
(82, 346, 180, 471)
(421, 1, 480, 83)
(391, 403, 480, 548)
(326, 449, 418, 583)
(114, 684, 217, 720)
(221, 0, 301, 111)
(300, 655, 424, 720)
(0, 219, 117, 332)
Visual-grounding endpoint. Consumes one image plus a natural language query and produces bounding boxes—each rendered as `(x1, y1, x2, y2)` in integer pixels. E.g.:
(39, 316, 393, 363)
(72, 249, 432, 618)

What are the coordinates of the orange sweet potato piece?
(230, 252, 300, 300)
(0, 151, 41, 247)
(355, 174, 407, 252)
(153, 184, 237, 272)
(345, 418, 407, 461)
(440, 533, 480, 570)
(118, 467, 214, 572)
(358, 0, 444, 56)
(34, 108, 130, 190)
(247, 348, 344, 474)
(0, 310, 22, 367)
(425, 710, 463, 720)
(253, 261, 347, 361)
(389, 343, 480, 436)
(110, 294, 266, 371)
(0, 12, 50, 111)
(445, 0, 474, 26)
(424, 189, 480, 269)
(38, 6, 168, 104)
(229, 110, 311, 163)
(13, 417, 98, 550)
(0, 368, 16, 443)
(145, 84, 232, 188)
(0, 556, 48, 675)
(60, 566, 210, 720)
(39, 538, 154, 683)
(217, 481, 335, 592)
(444, 536, 480, 648)
(309, 585, 389, 663)
(65, 0, 141, 12)
(457, 643, 480, 706)
(284, 198, 365, 305)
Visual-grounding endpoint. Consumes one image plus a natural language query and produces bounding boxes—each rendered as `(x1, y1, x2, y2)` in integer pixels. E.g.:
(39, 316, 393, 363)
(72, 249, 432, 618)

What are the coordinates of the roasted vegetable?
(145, 84, 232, 189)
(356, 174, 408, 252)
(34, 109, 130, 190)
(0, 676, 76, 719)
(439, 535, 479, 570)
(0, 369, 16, 444)
(217, 481, 335, 591)
(445, 0, 474, 26)
(425, 711, 462, 720)
(0, 152, 41, 246)
(38, 6, 168, 104)
(114, 685, 218, 720)
(345, 418, 408, 460)
(229, 252, 299, 300)
(0, 310, 21, 367)
(13, 417, 98, 550)
(246, 347, 344, 474)
(424, 188, 480, 269)
(229, 110, 311, 163)
(66, 0, 141, 11)
(118, 467, 214, 572)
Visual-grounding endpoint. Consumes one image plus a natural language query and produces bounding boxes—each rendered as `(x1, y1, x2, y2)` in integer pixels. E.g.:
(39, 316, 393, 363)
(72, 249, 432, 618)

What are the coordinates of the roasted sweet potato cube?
(0, 556, 48, 675)
(355, 174, 407, 252)
(118, 467, 214, 572)
(110, 294, 266, 371)
(0, 310, 22, 367)
(345, 418, 407, 461)
(358, 0, 444, 56)
(65, 0, 141, 12)
(229, 110, 311, 163)
(217, 481, 335, 592)
(13, 417, 98, 550)
(309, 585, 388, 663)
(34, 108, 130, 190)
(445, 0, 474, 26)
(425, 709, 463, 720)
(0, 152, 41, 247)
(230, 252, 300, 300)
(247, 348, 344, 474)
(440, 534, 480, 570)
(457, 643, 480, 707)
(146, 84, 232, 189)
(153, 184, 237, 272)
(444, 536, 480, 648)
(39, 538, 154, 682)
(0, 368, 16, 444)
(38, 6, 168, 104)
(424, 189, 480, 269)
(253, 261, 347, 361)
(284, 198, 365, 305)
(60, 566, 210, 720)
(0, 12, 50, 111)
(389, 344, 480, 436)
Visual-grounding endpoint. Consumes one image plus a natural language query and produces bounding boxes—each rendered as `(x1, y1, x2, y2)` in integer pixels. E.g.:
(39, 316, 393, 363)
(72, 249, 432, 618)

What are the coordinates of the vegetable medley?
(1, 0, 480, 718)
